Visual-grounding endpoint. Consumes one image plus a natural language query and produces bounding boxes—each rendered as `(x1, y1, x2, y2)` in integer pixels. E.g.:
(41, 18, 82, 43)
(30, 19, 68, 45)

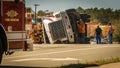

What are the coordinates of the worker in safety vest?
(77, 19, 85, 34)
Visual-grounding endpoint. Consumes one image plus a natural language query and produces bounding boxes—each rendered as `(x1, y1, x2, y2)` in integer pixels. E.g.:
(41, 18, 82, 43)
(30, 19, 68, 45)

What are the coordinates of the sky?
(26, 0, 120, 12)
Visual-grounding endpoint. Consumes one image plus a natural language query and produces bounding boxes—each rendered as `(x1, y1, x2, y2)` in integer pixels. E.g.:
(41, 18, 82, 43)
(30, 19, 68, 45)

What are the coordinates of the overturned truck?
(43, 9, 90, 44)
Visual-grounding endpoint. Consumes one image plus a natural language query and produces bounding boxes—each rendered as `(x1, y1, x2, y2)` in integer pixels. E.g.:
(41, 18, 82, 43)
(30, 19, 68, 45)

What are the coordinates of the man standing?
(95, 25, 102, 44)
(108, 23, 114, 44)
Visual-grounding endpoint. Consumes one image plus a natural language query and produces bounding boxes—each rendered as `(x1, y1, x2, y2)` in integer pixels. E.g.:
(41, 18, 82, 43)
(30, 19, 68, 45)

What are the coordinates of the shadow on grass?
(0, 65, 46, 68)
(57, 63, 99, 68)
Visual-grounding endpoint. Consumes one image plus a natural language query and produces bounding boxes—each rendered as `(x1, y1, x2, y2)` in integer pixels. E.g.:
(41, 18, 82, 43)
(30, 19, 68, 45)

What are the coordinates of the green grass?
(56, 57, 120, 68)
(90, 57, 120, 65)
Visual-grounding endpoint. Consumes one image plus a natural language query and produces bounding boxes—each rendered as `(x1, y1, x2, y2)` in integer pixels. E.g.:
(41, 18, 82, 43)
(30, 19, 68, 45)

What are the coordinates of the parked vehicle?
(0, 0, 26, 49)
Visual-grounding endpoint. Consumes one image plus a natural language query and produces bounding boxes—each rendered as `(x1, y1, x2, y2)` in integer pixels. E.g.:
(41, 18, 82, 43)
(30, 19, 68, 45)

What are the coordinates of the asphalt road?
(1, 44, 120, 68)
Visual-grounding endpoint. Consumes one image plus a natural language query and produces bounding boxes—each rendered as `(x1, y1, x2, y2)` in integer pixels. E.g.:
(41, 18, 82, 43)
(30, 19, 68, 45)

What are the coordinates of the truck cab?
(43, 11, 74, 44)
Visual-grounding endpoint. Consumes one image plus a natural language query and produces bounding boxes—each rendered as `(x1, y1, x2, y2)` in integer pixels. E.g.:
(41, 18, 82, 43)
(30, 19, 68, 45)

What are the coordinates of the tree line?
(38, 6, 120, 25)
(76, 6, 120, 25)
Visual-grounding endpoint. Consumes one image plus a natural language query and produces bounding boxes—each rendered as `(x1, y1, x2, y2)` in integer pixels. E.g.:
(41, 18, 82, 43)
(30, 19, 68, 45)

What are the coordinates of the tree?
(76, 7, 120, 25)
(37, 10, 46, 16)
(76, 6, 85, 13)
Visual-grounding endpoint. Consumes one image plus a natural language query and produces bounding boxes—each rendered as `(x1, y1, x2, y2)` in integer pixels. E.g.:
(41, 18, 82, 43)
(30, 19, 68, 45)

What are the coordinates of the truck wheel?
(0, 38, 3, 64)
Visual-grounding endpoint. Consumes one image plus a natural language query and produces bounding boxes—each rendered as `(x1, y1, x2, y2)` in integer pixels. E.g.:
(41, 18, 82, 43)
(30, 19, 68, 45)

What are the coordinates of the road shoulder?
(99, 62, 120, 68)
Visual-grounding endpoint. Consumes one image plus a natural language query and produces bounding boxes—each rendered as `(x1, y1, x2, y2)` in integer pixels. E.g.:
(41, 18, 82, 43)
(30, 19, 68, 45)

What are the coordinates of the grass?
(91, 57, 120, 65)
(56, 57, 120, 68)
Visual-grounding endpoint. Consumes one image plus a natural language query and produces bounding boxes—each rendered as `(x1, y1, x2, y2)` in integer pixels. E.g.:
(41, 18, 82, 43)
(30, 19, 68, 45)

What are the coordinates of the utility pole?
(34, 4, 46, 44)
(34, 4, 39, 23)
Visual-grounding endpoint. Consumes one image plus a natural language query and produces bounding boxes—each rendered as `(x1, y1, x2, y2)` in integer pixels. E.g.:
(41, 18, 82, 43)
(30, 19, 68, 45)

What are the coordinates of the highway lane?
(1, 44, 120, 67)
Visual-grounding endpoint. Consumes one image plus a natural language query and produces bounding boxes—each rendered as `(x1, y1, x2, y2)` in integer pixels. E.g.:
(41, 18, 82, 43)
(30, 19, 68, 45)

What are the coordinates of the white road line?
(12, 57, 80, 62)
(4, 46, 120, 59)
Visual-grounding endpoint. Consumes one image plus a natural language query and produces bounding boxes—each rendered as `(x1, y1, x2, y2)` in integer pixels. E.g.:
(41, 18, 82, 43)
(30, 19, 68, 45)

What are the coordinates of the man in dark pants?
(0, 24, 8, 64)
(95, 25, 102, 44)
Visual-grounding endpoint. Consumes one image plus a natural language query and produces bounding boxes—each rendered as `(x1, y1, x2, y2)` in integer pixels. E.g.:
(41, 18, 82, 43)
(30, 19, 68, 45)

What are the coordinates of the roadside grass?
(90, 57, 120, 65)
(56, 57, 120, 68)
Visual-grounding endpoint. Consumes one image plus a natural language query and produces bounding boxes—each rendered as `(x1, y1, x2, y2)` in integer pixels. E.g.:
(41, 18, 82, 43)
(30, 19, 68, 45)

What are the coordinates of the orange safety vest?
(77, 23, 85, 33)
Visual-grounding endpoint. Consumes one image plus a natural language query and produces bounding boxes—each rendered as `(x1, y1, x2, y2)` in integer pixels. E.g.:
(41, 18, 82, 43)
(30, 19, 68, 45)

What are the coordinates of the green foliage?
(76, 6, 120, 25)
